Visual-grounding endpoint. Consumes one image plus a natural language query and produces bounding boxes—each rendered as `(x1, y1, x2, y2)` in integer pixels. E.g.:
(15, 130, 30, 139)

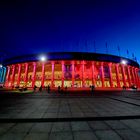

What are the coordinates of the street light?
(39, 55, 47, 62)
(41, 56, 46, 61)
(121, 60, 127, 65)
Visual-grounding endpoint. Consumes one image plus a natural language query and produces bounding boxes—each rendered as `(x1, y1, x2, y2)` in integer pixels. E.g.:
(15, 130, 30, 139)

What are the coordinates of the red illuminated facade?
(3, 52, 140, 88)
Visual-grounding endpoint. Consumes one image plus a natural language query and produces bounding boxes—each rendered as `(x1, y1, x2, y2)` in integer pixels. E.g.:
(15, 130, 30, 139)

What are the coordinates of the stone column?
(115, 64, 120, 88)
(61, 61, 64, 88)
(132, 67, 136, 85)
(24, 63, 28, 84)
(17, 64, 21, 85)
(41, 62, 45, 87)
(32, 62, 36, 88)
(92, 61, 95, 86)
(11, 65, 15, 87)
(121, 64, 126, 86)
(51, 61, 55, 88)
(108, 63, 113, 88)
(101, 62, 104, 88)
(131, 66, 135, 84)
(6, 66, 10, 83)
(134, 68, 138, 87)
(136, 68, 140, 87)
(82, 60, 85, 87)
(72, 61, 75, 88)
(127, 66, 131, 86)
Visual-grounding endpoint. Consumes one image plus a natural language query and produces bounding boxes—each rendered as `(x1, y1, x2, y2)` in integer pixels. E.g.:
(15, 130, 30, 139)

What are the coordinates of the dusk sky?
(0, 0, 140, 64)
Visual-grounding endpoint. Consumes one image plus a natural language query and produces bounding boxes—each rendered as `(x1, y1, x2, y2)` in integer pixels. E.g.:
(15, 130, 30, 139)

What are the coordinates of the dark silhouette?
(15, 85, 19, 89)
(130, 84, 137, 91)
(45, 86, 47, 91)
(65, 86, 67, 90)
(39, 85, 42, 92)
(47, 85, 50, 93)
(65, 86, 68, 94)
(58, 86, 61, 93)
(91, 85, 95, 94)
(61, 88, 64, 94)
(122, 85, 126, 90)
(34, 85, 37, 92)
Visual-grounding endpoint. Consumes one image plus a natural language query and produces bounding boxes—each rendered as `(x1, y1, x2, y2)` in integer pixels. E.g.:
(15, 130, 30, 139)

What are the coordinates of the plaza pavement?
(0, 89, 140, 139)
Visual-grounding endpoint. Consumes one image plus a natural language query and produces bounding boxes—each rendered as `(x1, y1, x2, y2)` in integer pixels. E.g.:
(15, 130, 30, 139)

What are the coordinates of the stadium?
(0, 52, 140, 89)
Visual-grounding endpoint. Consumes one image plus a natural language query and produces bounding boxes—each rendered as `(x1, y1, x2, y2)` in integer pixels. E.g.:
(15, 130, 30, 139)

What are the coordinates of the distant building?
(1, 52, 140, 88)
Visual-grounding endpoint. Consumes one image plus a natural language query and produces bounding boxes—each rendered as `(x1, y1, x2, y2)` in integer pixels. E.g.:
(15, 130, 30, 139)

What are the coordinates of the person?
(65, 86, 67, 90)
(34, 85, 37, 92)
(23, 86, 27, 91)
(45, 86, 48, 91)
(65, 86, 68, 94)
(91, 85, 95, 94)
(131, 84, 137, 91)
(61, 88, 64, 94)
(58, 86, 61, 93)
(122, 85, 126, 90)
(47, 85, 50, 93)
(39, 85, 42, 92)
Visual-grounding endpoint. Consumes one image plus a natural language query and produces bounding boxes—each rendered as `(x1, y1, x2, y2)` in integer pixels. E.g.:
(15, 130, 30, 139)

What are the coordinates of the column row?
(5, 61, 140, 88)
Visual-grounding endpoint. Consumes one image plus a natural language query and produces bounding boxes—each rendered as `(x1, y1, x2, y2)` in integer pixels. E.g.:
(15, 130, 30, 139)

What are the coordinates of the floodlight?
(121, 60, 127, 65)
(40, 56, 47, 62)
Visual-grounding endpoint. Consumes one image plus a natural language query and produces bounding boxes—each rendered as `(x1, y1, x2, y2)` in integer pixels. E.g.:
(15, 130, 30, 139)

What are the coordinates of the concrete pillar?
(108, 63, 113, 87)
(101, 62, 104, 88)
(6, 66, 10, 82)
(82, 61, 85, 87)
(121, 64, 126, 86)
(32, 62, 36, 88)
(41, 62, 45, 87)
(92, 61, 95, 86)
(127, 66, 131, 86)
(17, 64, 21, 85)
(132, 67, 136, 85)
(24, 63, 28, 84)
(72, 61, 75, 88)
(61, 61, 64, 88)
(11, 65, 15, 87)
(51, 61, 55, 88)
(115, 64, 120, 88)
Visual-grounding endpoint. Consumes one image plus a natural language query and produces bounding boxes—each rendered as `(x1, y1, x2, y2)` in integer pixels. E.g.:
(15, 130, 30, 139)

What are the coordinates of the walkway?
(0, 90, 140, 140)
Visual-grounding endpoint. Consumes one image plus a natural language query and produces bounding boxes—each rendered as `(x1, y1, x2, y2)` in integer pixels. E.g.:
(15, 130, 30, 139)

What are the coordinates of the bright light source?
(121, 60, 127, 65)
(0, 64, 2, 68)
(40, 56, 46, 62)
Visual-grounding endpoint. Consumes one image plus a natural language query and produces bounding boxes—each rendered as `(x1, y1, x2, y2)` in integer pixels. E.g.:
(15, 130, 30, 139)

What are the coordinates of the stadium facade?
(1, 52, 140, 88)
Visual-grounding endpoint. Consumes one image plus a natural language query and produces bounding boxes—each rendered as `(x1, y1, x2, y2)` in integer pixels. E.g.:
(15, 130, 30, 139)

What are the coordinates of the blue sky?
(0, 0, 140, 64)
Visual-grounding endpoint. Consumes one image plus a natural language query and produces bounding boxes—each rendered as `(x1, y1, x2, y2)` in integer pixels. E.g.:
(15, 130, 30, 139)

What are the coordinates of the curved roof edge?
(3, 52, 139, 68)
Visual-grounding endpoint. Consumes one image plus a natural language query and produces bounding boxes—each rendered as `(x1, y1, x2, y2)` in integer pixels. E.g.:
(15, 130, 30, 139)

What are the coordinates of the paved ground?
(0, 89, 140, 140)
